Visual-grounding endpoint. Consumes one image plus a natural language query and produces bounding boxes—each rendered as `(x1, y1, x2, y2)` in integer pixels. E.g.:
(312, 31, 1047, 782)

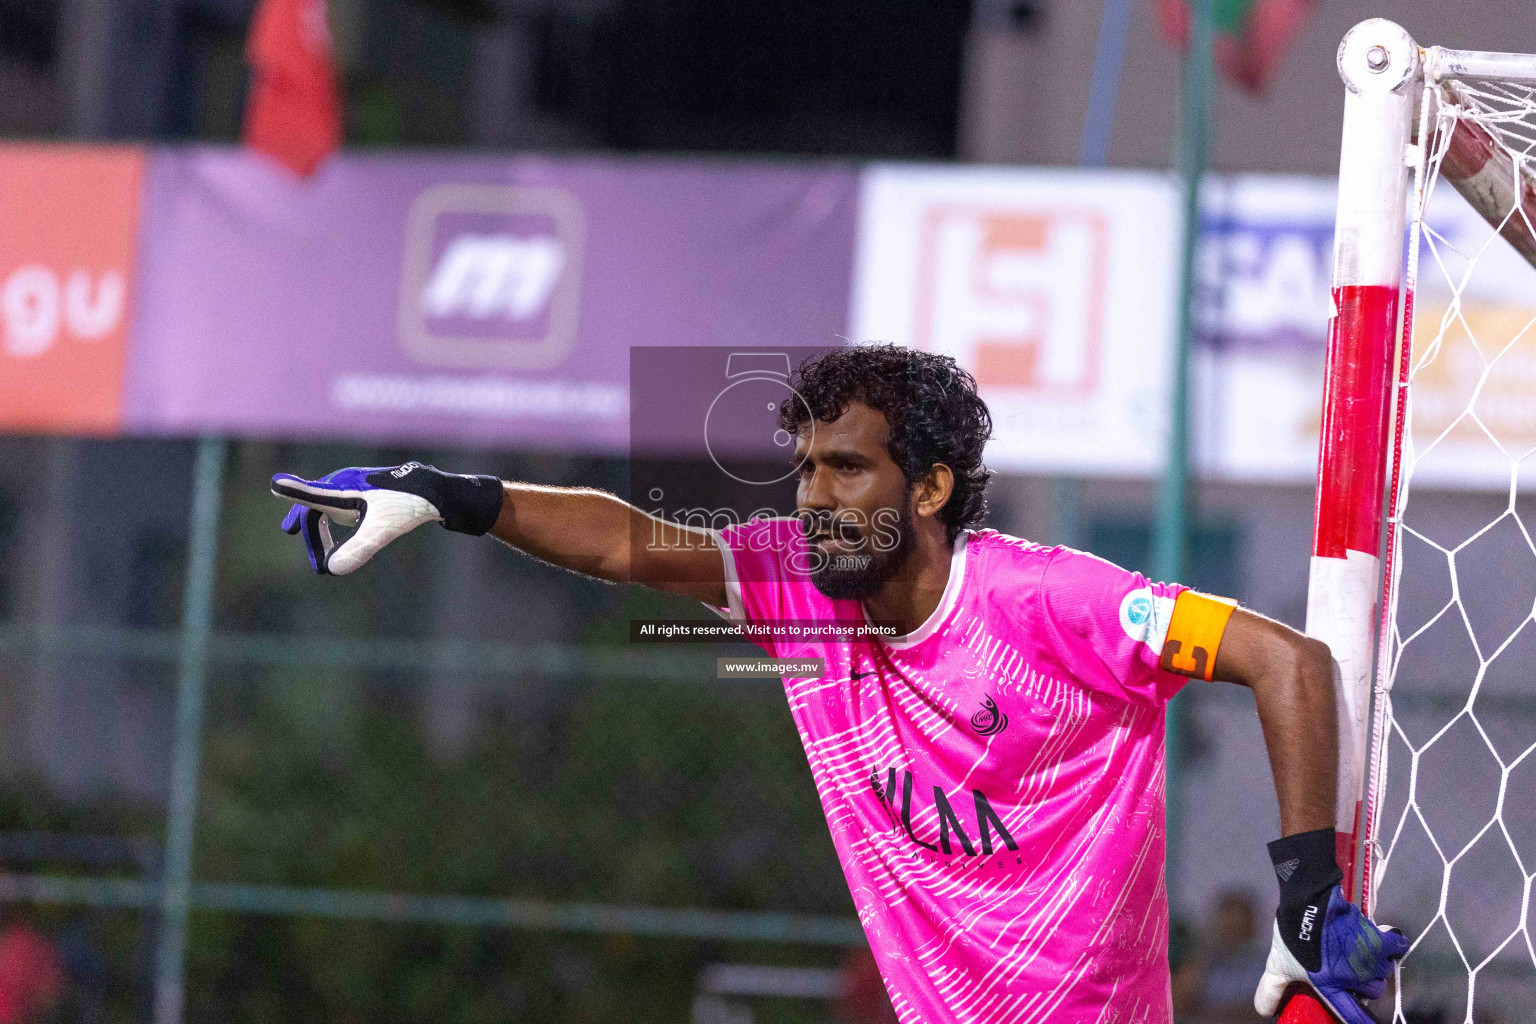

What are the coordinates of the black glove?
(1254, 827, 1410, 1023)
(271, 462, 504, 574)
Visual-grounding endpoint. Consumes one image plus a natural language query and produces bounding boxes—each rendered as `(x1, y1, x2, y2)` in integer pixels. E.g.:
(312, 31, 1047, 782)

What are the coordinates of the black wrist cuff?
(1268, 827, 1343, 973)
(439, 473, 505, 536)
(365, 464, 505, 537)
(1269, 827, 1343, 906)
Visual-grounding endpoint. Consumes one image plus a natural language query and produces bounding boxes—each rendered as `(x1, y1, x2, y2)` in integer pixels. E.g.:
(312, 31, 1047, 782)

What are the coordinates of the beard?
(804, 502, 916, 601)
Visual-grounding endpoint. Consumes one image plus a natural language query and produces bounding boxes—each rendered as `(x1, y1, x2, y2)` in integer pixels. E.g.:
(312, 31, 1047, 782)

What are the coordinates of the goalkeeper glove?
(1254, 827, 1409, 1024)
(271, 462, 504, 575)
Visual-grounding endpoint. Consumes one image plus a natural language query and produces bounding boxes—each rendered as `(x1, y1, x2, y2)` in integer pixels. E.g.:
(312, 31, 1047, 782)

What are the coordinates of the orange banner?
(0, 144, 144, 435)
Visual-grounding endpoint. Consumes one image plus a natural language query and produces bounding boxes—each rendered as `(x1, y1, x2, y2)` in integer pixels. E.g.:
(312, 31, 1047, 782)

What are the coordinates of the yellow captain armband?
(1159, 591, 1238, 681)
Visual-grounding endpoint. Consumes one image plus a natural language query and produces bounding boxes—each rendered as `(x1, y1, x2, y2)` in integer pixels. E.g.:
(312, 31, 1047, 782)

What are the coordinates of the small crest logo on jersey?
(1118, 587, 1174, 654)
(1125, 595, 1151, 626)
(970, 695, 1008, 737)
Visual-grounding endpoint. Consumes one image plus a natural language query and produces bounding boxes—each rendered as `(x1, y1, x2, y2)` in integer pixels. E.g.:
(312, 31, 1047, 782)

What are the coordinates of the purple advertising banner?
(126, 149, 859, 451)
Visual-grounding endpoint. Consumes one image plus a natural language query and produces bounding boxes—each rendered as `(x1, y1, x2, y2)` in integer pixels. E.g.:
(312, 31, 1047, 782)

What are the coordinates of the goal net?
(1298, 20, 1536, 1024)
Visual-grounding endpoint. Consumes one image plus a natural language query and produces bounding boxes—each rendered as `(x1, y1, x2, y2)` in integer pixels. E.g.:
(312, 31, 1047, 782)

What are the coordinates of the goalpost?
(1289, 18, 1536, 1024)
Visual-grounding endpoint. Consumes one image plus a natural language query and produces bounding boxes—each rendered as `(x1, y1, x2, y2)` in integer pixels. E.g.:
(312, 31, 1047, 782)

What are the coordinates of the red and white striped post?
(1283, 18, 1421, 1024)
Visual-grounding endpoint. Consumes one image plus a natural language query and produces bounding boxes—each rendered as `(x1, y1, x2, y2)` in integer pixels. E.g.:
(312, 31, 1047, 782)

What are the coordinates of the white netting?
(1436, 76, 1536, 269)
(1369, 68, 1536, 1023)
(1447, 79, 1536, 156)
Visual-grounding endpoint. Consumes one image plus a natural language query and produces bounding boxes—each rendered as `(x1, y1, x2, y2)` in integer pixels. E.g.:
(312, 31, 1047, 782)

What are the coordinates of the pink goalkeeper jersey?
(712, 521, 1189, 1024)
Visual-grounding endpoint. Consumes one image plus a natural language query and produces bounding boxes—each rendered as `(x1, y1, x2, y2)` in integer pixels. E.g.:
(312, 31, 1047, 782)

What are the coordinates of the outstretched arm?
(272, 463, 728, 606)
(488, 482, 728, 605)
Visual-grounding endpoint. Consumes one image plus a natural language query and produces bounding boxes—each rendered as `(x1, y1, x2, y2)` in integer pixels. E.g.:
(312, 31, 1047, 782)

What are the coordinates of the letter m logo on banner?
(397, 184, 584, 372)
(420, 235, 566, 321)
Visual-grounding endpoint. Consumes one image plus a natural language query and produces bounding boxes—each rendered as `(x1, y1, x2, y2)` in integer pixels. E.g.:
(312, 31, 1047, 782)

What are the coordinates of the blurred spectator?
(53, 918, 106, 1024)
(0, 906, 63, 1024)
(836, 946, 898, 1024)
(1170, 917, 1202, 1017)
(1190, 889, 1269, 1023)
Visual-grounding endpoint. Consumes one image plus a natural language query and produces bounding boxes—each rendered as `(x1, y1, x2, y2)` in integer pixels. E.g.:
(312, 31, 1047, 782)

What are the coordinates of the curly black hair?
(777, 344, 993, 545)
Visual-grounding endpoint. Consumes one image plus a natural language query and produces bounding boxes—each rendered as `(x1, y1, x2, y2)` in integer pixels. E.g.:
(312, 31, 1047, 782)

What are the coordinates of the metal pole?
(1049, 476, 1083, 550)
(153, 436, 226, 1024)
(1078, 0, 1135, 167)
(1054, 0, 1138, 548)
(1287, 25, 1421, 1024)
(1156, 0, 1213, 915)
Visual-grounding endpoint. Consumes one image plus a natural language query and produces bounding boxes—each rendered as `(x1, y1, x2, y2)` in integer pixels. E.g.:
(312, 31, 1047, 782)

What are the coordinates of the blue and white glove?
(1254, 828, 1409, 1023)
(271, 462, 504, 575)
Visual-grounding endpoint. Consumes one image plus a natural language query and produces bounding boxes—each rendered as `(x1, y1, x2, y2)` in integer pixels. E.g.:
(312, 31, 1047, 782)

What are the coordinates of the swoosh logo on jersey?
(970, 695, 1008, 736)
(851, 669, 874, 681)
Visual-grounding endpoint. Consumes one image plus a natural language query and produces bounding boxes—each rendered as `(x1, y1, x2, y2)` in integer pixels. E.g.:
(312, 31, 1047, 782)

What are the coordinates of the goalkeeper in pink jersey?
(272, 344, 1406, 1024)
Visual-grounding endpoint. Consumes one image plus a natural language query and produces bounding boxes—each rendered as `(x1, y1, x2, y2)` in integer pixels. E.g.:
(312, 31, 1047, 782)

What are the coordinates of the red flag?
(242, 0, 341, 176)
(1159, 0, 1316, 94)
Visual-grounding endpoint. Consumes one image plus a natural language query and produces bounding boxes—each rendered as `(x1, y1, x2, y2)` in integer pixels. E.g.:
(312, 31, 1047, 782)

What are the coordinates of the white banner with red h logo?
(850, 165, 1180, 475)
